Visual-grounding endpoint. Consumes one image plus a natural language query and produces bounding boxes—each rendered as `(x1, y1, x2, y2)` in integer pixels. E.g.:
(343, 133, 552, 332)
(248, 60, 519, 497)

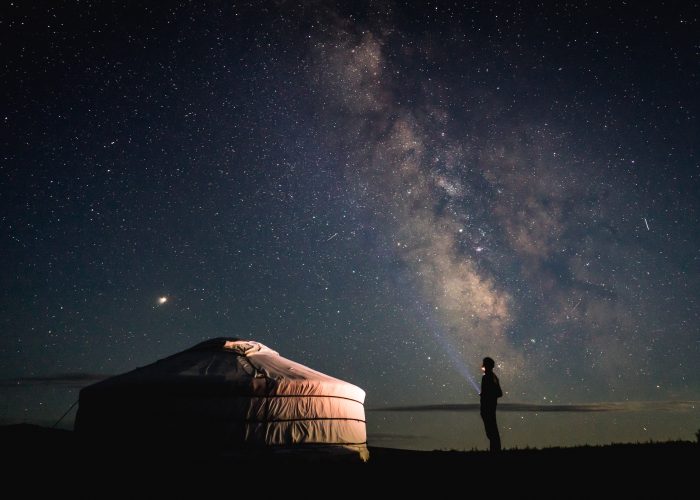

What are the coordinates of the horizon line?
(368, 401, 699, 413)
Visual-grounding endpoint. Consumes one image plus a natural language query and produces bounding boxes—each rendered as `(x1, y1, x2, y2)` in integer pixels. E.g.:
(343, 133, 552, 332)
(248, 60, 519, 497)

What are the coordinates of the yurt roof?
(81, 338, 365, 403)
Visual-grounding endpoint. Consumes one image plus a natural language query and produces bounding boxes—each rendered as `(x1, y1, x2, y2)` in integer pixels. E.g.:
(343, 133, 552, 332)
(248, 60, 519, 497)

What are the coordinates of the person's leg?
(484, 412, 501, 452)
(490, 415, 501, 452)
(481, 412, 491, 447)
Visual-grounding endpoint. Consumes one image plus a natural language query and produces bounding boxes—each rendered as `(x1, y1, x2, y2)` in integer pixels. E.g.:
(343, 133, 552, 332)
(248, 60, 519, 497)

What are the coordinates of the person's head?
(482, 357, 495, 373)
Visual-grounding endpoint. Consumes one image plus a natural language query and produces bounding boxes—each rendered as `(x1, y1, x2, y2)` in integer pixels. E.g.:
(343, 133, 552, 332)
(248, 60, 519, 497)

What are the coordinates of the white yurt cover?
(75, 338, 368, 461)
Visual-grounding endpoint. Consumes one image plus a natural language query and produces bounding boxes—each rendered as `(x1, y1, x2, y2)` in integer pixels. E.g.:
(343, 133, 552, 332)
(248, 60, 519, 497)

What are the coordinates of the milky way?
(308, 10, 698, 405)
(2, 2, 698, 449)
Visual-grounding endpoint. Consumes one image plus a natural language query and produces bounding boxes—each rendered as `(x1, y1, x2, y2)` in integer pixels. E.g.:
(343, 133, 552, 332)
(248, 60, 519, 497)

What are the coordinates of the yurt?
(74, 338, 368, 461)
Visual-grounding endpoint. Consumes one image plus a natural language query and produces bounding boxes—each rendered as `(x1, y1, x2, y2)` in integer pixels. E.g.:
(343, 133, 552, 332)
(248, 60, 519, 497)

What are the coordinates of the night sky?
(2, 1, 699, 450)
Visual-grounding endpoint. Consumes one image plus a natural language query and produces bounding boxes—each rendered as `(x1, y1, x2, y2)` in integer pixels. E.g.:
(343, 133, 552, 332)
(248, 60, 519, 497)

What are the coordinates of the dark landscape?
(3, 424, 697, 493)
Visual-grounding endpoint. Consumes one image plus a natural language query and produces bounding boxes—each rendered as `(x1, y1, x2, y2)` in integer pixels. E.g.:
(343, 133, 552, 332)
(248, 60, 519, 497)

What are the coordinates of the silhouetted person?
(480, 356, 502, 452)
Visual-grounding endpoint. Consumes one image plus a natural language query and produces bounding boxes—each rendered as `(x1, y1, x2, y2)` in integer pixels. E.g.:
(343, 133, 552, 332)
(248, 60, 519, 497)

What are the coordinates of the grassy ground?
(3, 424, 697, 493)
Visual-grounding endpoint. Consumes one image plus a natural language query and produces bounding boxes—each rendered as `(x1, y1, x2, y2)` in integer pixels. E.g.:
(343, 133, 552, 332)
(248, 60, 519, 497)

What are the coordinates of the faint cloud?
(0, 373, 107, 388)
(369, 401, 700, 413)
(368, 432, 428, 443)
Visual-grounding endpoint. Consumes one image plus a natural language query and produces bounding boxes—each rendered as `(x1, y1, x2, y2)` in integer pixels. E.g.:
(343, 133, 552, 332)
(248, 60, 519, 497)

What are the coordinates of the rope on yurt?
(52, 399, 79, 428)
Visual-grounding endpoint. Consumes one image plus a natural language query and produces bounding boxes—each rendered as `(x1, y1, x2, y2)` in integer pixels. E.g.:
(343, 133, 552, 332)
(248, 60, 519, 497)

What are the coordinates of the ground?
(2, 424, 697, 494)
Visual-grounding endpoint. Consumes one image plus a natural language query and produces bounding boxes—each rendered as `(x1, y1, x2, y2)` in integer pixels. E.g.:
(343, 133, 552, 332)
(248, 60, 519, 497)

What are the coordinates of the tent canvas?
(75, 338, 369, 461)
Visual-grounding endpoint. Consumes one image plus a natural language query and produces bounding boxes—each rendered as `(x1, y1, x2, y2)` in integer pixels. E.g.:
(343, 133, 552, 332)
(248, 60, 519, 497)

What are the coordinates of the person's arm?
(481, 375, 493, 397)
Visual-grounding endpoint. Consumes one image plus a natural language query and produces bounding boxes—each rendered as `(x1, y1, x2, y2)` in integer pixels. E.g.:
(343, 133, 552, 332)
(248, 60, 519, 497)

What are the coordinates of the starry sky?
(2, 1, 699, 450)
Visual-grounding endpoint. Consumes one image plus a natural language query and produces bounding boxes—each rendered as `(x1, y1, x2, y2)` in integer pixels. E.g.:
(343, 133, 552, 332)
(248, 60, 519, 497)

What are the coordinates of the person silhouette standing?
(480, 356, 502, 452)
